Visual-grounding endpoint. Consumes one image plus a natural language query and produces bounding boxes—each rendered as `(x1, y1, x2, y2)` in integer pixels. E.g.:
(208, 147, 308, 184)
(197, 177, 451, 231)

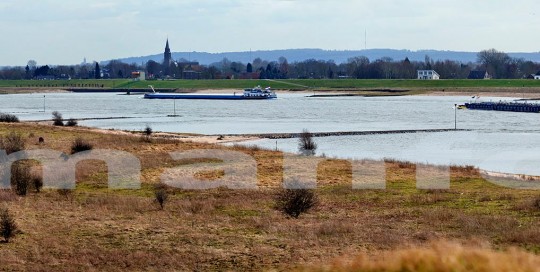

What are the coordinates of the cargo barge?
(462, 101, 540, 113)
(143, 85, 277, 100)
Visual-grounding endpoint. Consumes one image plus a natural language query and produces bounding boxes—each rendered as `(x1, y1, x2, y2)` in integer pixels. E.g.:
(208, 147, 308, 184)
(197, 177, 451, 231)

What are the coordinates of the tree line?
(2, 49, 540, 80)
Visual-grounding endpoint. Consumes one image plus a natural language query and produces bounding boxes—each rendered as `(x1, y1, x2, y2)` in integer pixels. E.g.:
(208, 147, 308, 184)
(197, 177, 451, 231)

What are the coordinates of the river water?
(2, 92, 540, 175)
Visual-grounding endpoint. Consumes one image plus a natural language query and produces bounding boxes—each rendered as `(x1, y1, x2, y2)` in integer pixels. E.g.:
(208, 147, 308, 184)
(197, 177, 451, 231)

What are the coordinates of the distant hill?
(110, 48, 540, 65)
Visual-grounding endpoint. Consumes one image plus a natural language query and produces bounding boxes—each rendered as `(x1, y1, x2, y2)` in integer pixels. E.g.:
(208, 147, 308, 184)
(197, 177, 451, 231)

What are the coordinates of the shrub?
(154, 183, 168, 210)
(298, 129, 317, 155)
(0, 208, 17, 243)
(32, 174, 43, 193)
(0, 113, 19, 123)
(70, 138, 93, 154)
(11, 163, 30, 196)
(11, 164, 42, 194)
(52, 111, 64, 126)
(276, 187, 318, 218)
(0, 132, 25, 154)
(144, 125, 153, 136)
(533, 196, 540, 210)
(66, 118, 78, 127)
(142, 125, 153, 142)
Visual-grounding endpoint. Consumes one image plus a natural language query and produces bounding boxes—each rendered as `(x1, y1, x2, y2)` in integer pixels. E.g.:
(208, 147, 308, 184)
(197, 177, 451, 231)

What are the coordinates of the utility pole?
(454, 104, 457, 130)
(365, 29, 367, 50)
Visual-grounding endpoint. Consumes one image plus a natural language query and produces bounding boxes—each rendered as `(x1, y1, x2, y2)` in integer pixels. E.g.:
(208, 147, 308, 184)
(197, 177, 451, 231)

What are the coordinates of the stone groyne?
(213, 128, 469, 139)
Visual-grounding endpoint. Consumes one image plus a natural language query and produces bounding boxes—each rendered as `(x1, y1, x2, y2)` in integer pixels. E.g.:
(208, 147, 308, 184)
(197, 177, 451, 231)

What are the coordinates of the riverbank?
(0, 87, 70, 94)
(22, 120, 258, 144)
(4, 86, 540, 98)
(1, 121, 540, 270)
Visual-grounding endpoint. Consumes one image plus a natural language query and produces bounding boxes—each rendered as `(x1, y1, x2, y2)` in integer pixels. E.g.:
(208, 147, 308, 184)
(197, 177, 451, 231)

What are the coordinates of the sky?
(1, 0, 539, 66)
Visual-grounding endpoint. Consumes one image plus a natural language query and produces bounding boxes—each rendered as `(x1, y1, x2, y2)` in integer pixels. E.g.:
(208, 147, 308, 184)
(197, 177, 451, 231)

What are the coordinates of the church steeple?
(163, 38, 172, 76)
(163, 38, 171, 66)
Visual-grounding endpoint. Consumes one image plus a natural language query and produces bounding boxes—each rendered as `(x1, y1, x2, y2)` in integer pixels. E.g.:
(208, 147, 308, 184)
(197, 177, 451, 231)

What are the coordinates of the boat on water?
(460, 101, 540, 113)
(143, 85, 277, 100)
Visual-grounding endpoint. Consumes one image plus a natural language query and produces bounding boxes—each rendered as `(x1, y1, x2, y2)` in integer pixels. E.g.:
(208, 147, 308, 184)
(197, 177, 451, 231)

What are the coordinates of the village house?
(180, 62, 202, 80)
(468, 70, 491, 79)
(131, 71, 146, 81)
(417, 70, 440, 80)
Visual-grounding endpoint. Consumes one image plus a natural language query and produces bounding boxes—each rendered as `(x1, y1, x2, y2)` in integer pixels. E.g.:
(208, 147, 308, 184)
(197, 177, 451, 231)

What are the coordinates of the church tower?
(163, 38, 172, 76)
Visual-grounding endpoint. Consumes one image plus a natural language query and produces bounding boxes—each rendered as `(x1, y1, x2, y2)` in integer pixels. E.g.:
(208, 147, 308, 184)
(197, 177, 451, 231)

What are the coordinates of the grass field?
(3, 78, 540, 91)
(0, 122, 539, 270)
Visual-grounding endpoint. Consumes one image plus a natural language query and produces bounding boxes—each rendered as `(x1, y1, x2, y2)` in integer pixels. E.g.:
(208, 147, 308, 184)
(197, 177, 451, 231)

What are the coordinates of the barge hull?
(143, 93, 275, 100)
(464, 102, 540, 113)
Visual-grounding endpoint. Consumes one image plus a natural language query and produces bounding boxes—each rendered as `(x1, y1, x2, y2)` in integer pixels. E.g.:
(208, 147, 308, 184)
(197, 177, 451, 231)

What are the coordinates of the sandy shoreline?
(423, 91, 540, 99)
(152, 132, 260, 144)
(23, 120, 259, 144)
(0, 87, 70, 94)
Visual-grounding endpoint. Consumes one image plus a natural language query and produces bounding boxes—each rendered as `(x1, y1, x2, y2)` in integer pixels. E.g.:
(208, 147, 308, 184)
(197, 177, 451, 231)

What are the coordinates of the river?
(1, 92, 539, 175)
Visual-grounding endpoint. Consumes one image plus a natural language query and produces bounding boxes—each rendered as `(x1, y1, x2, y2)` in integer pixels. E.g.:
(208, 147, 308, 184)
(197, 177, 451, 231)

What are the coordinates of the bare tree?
(278, 56, 289, 78)
(298, 129, 317, 156)
(52, 111, 64, 126)
(477, 48, 512, 78)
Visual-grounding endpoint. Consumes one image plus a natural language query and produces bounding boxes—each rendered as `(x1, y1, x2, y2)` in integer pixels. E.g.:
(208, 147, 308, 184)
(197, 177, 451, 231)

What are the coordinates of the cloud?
(1, 0, 540, 65)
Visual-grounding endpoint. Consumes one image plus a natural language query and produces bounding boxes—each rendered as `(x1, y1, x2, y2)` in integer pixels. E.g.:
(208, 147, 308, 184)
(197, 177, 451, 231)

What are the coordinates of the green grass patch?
(218, 208, 261, 218)
(3, 79, 540, 90)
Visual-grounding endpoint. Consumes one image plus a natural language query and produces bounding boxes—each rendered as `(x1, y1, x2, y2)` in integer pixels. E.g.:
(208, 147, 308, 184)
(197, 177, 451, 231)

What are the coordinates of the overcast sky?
(1, 0, 539, 66)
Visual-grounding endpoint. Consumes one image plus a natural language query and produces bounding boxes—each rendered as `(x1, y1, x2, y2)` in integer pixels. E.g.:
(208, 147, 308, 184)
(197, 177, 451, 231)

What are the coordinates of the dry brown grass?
(0, 190, 18, 202)
(0, 122, 539, 270)
(301, 240, 540, 272)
